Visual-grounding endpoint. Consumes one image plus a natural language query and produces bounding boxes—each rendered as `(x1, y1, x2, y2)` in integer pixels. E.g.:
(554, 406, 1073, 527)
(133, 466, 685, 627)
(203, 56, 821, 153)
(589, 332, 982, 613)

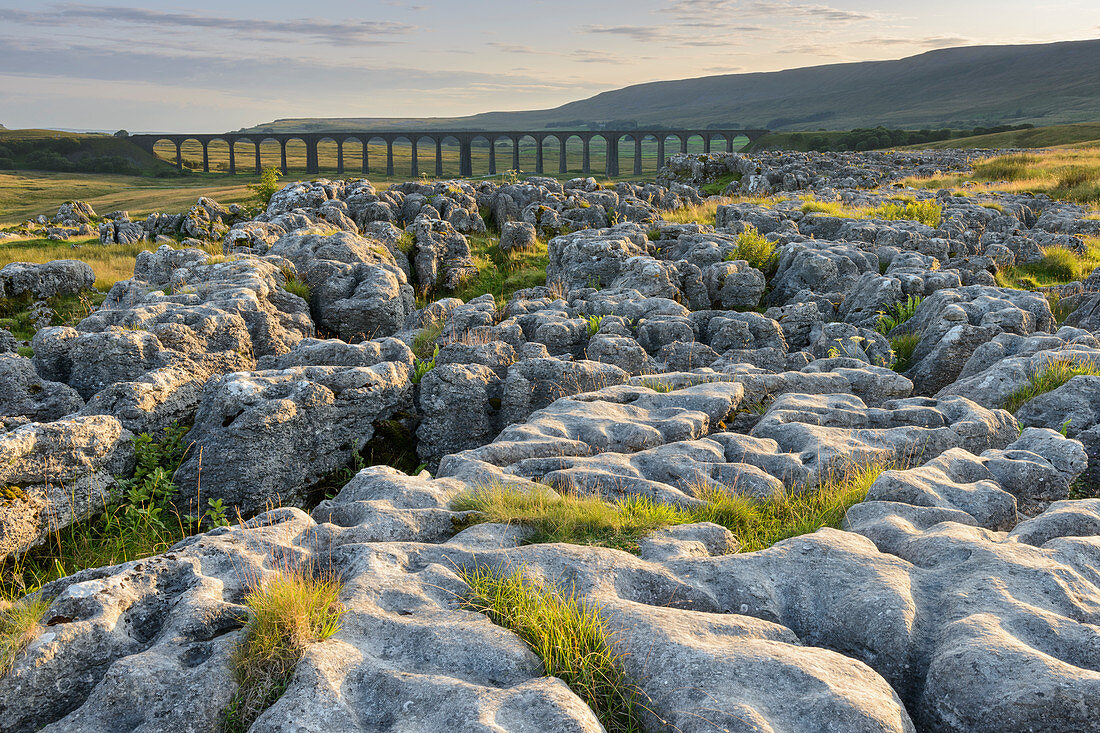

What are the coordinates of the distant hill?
(899, 122, 1100, 150)
(0, 129, 172, 175)
(241, 39, 1100, 134)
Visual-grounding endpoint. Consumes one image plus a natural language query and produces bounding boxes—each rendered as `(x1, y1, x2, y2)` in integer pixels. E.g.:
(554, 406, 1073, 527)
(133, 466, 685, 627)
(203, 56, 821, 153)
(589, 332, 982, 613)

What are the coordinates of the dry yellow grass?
(0, 171, 255, 227)
(902, 148, 1100, 206)
(0, 235, 220, 289)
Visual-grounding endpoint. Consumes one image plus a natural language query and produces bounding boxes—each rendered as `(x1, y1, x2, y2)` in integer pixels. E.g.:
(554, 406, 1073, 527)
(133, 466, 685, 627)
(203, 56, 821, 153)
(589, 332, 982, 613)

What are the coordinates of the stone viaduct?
(129, 129, 769, 178)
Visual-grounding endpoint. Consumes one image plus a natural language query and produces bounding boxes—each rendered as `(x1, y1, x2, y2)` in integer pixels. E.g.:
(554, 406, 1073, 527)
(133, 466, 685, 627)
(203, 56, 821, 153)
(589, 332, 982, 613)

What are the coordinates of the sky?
(0, 0, 1097, 133)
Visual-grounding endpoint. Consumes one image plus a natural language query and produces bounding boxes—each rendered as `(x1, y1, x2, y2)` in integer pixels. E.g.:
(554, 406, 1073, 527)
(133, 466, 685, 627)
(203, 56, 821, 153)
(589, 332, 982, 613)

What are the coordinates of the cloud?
(580, 25, 671, 42)
(661, 0, 878, 24)
(0, 3, 415, 45)
(860, 35, 973, 49)
(486, 42, 543, 54)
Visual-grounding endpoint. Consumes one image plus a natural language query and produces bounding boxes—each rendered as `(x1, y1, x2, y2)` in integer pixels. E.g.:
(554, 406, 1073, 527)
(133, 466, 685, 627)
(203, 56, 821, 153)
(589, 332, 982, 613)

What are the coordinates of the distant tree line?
(0, 135, 146, 175)
(803, 124, 1035, 152)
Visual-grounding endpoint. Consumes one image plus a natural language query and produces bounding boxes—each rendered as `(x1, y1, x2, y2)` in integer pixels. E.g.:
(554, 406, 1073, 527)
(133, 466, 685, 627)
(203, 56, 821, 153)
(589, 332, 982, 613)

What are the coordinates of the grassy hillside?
(0, 171, 254, 227)
(0, 129, 172, 176)
(241, 40, 1100, 133)
(900, 122, 1100, 150)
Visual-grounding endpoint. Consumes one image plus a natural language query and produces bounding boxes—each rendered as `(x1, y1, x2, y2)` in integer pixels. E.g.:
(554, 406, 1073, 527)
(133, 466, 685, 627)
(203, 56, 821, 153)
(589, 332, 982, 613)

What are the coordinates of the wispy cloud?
(0, 3, 415, 45)
(580, 25, 671, 42)
(860, 35, 974, 49)
(660, 0, 878, 24)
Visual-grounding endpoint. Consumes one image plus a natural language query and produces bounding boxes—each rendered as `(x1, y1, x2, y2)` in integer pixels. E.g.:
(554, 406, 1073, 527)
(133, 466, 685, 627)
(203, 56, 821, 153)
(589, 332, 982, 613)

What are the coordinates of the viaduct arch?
(131, 128, 769, 178)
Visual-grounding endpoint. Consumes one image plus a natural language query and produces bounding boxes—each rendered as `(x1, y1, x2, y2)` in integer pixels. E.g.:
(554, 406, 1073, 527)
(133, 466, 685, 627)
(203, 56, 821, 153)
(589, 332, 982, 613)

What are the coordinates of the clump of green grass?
(450, 232, 549, 303)
(0, 597, 50, 676)
(453, 462, 886, 555)
(800, 199, 850, 216)
(2, 423, 226, 599)
(1001, 358, 1100, 413)
(459, 565, 643, 733)
(869, 200, 942, 227)
(725, 224, 777, 273)
(584, 314, 605, 337)
(972, 153, 1042, 181)
(996, 238, 1100, 289)
(700, 171, 742, 196)
(638, 377, 673, 393)
(889, 332, 921, 373)
(875, 295, 923, 335)
(412, 317, 444, 359)
(411, 344, 439, 384)
(221, 571, 344, 733)
(660, 201, 719, 226)
(282, 276, 310, 301)
(0, 290, 104, 341)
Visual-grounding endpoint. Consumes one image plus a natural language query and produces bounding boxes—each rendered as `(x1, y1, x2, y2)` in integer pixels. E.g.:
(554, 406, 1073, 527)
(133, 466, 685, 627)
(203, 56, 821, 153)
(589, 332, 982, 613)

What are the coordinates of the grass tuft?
(221, 570, 344, 733)
(0, 597, 50, 676)
(996, 238, 1100, 289)
(459, 565, 643, 733)
(453, 461, 886, 555)
(638, 377, 673, 393)
(889, 332, 921, 373)
(1001, 358, 1100, 413)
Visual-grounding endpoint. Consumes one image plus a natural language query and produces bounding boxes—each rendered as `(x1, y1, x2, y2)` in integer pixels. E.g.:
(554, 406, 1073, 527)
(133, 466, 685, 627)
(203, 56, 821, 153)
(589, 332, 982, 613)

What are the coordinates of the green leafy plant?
(725, 224, 777, 273)
(584, 314, 605, 337)
(221, 570, 344, 733)
(412, 345, 439, 384)
(2, 423, 196, 598)
(460, 565, 643, 733)
(248, 166, 283, 208)
(875, 295, 923, 335)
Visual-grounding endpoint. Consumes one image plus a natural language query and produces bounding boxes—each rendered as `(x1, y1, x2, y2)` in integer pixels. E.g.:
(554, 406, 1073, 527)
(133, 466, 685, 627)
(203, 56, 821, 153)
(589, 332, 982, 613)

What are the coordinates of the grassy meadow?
(902, 147, 1100, 205)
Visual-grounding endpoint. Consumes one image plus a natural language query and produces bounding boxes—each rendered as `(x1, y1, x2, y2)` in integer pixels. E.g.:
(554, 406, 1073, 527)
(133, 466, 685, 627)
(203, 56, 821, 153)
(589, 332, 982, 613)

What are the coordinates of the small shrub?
(248, 167, 283, 208)
(221, 571, 344, 733)
(870, 200, 942, 227)
(460, 566, 643, 733)
(1001, 359, 1100, 413)
(0, 597, 49, 676)
(725, 224, 777, 273)
(875, 295, 923, 335)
